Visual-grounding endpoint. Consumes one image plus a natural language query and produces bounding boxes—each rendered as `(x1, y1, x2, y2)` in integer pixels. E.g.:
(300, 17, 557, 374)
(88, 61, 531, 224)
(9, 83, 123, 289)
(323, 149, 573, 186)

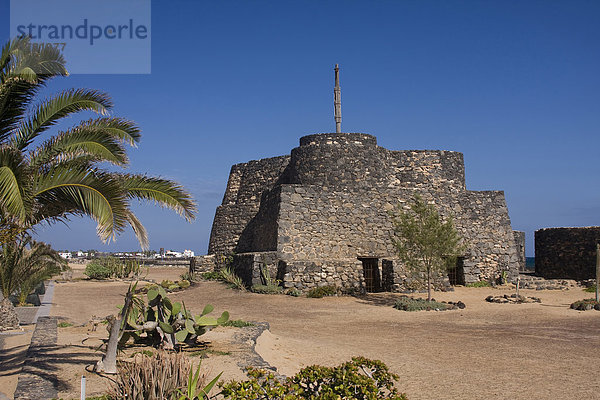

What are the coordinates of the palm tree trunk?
(95, 287, 133, 374)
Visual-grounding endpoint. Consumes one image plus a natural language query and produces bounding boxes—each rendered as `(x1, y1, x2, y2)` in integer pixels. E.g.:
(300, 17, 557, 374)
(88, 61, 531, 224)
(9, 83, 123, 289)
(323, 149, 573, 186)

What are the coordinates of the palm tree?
(0, 37, 196, 248)
(0, 235, 66, 303)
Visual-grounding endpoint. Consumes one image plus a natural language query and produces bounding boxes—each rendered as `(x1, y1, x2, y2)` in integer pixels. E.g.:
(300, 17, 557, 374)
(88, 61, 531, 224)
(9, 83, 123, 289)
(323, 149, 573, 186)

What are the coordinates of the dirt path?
(46, 267, 600, 399)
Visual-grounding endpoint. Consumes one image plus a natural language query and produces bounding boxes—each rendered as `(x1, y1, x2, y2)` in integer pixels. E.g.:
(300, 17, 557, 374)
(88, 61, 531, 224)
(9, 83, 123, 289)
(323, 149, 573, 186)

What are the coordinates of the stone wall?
(231, 252, 279, 286)
(208, 156, 289, 255)
(192, 255, 216, 273)
(278, 259, 365, 292)
(285, 133, 465, 191)
(535, 227, 600, 280)
(513, 231, 526, 271)
(271, 184, 517, 283)
(236, 186, 282, 253)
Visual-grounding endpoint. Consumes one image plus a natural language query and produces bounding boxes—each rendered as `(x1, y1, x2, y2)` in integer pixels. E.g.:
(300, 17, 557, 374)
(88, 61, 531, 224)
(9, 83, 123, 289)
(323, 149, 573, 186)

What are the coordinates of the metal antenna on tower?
(334, 64, 341, 133)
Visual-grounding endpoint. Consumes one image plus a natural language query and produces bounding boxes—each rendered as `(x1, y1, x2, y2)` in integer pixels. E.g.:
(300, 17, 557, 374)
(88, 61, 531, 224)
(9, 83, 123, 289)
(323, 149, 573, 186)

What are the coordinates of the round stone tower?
(287, 132, 387, 188)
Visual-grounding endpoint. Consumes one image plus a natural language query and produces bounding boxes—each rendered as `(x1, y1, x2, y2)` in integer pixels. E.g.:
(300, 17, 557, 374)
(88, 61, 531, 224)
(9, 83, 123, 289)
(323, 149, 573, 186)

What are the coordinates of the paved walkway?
(13, 317, 58, 400)
(13, 283, 59, 400)
(34, 282, 54, 322)
(14, 281, 55, 326)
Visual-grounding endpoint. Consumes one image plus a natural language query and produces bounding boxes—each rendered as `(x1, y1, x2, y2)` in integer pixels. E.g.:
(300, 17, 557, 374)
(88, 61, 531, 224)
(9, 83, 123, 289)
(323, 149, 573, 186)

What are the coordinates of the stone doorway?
(447, 257, 465, 286)
(359, 258, 381, 292)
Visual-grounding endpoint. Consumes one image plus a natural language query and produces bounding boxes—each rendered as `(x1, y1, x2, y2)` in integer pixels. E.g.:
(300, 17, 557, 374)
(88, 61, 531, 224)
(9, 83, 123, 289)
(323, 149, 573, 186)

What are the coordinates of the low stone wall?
(192, 255, 216, 273)
(535, 227, 600, 280)
(232, 254, 453, 294)
(278, 259, 365, 292)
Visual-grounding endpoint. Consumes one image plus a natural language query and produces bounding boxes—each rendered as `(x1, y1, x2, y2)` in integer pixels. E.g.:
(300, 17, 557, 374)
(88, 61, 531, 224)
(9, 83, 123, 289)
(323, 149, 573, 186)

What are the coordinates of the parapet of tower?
(201, 132, 522, 293)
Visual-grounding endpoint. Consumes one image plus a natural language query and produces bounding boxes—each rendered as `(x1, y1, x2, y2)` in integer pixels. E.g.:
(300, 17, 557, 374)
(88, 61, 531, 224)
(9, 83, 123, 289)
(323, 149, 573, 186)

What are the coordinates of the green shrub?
(286, 288, 302, 297)
(466, 281, 491, 288)
(251, 284, 283, 294)
(220, 356, 408, 399)
(57, 321, 73, 328)
(180, 271, 196, 282)
(393, 296, 450, 311)
(84, 262, 112, 280)
(178, 279, 191, 289)
(583, 284, 597, 293)
(223, 319, 254, 328)
(161, 279, 175, 288)
(201, 271, 222, 281)
(306, 285, 337, 298)
(84, 257, 142, 280)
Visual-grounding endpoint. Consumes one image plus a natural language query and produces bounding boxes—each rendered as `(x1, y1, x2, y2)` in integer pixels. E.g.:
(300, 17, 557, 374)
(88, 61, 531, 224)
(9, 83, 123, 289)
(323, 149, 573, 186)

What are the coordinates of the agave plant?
(0, 36, 196, 248)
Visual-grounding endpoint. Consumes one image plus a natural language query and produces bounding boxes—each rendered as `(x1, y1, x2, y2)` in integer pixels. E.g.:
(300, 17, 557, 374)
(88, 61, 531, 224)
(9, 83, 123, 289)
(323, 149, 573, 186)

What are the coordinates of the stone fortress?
(197, 66, 524, 293)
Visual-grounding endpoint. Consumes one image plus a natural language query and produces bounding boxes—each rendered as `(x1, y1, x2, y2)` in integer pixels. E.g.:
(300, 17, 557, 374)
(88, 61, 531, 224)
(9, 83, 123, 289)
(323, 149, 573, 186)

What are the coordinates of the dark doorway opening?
(447, 257, 465, 286)
(359, 258, 381, 292)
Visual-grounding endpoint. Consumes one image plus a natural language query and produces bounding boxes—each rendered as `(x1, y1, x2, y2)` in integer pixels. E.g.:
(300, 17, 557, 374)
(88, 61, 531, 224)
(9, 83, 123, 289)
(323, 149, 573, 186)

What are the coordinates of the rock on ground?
(0, 298, 19, 331)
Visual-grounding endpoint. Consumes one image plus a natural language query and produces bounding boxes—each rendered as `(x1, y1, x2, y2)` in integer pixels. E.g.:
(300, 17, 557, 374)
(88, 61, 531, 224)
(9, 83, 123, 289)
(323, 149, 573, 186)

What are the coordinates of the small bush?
(393, 296, 450, 311)
(178, 279, 191, 289)
(220, 356, 407, 399)
(286, 288, 302, 297)
(84, 257, 142, 280)
(189, 349, 231, 357)
(161, 279, 175, 288)
(306, 285, 337, 298)
(251, 284, 283, 294)
(57, 321, 73, 328)
(201, 271, 222, 281)
(466, 281, 491, 288)
(223, 319, 254, 328)
(84, 262, 112, 280)
(583, 284, 597, 293)
(180, 271, 196, 282)
(570, 298, 600, 311)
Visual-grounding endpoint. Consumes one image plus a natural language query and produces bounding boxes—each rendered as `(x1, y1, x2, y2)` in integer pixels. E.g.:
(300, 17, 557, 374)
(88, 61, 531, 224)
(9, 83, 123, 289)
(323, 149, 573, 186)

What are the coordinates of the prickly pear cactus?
(122, 284, 229, 349)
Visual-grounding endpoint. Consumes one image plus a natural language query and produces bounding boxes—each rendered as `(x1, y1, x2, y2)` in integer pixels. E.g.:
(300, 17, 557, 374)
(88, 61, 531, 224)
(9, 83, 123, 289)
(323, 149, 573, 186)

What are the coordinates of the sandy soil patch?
(0, 327, 34, 399)
(44, 270, 600, 399)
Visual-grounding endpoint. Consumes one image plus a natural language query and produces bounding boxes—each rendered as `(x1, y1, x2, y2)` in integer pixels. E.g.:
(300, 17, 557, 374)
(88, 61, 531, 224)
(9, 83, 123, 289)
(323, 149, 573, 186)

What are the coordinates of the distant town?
(58, 249, 195, 260)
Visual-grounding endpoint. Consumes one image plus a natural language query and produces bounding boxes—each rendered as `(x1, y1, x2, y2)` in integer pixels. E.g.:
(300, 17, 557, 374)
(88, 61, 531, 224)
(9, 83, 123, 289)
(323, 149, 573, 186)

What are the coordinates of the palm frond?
(0, 37, 67, 143)
(1, 37, 67, 83)
(29, 124, 130, 169)
(0, 146, 27, 221)
(12, 88, 112, 150)
(80, 117, 141, 146)
(125, 210, 149, 250)
(32, 168, 129, 242)
(120, 174, 197, 221)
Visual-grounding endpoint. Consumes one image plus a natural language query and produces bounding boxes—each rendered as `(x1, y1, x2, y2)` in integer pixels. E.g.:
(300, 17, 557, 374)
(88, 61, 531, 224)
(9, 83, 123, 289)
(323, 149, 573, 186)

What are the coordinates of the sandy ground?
(0, 326, 34, 399)
(3, 263, 600, 399)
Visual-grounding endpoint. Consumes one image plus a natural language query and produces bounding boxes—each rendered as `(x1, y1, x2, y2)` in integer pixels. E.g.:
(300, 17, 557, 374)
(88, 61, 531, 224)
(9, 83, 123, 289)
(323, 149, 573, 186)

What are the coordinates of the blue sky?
(1, 0, 599, 256)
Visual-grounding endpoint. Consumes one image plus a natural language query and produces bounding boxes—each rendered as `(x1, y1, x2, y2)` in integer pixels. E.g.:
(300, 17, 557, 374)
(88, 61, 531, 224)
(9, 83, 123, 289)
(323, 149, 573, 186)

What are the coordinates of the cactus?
(122, 284, 229, 349)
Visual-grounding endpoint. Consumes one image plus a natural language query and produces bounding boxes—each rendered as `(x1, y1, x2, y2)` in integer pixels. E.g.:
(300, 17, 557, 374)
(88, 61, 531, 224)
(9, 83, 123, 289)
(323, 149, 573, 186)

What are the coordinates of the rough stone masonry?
(199, 132, 523, 293)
